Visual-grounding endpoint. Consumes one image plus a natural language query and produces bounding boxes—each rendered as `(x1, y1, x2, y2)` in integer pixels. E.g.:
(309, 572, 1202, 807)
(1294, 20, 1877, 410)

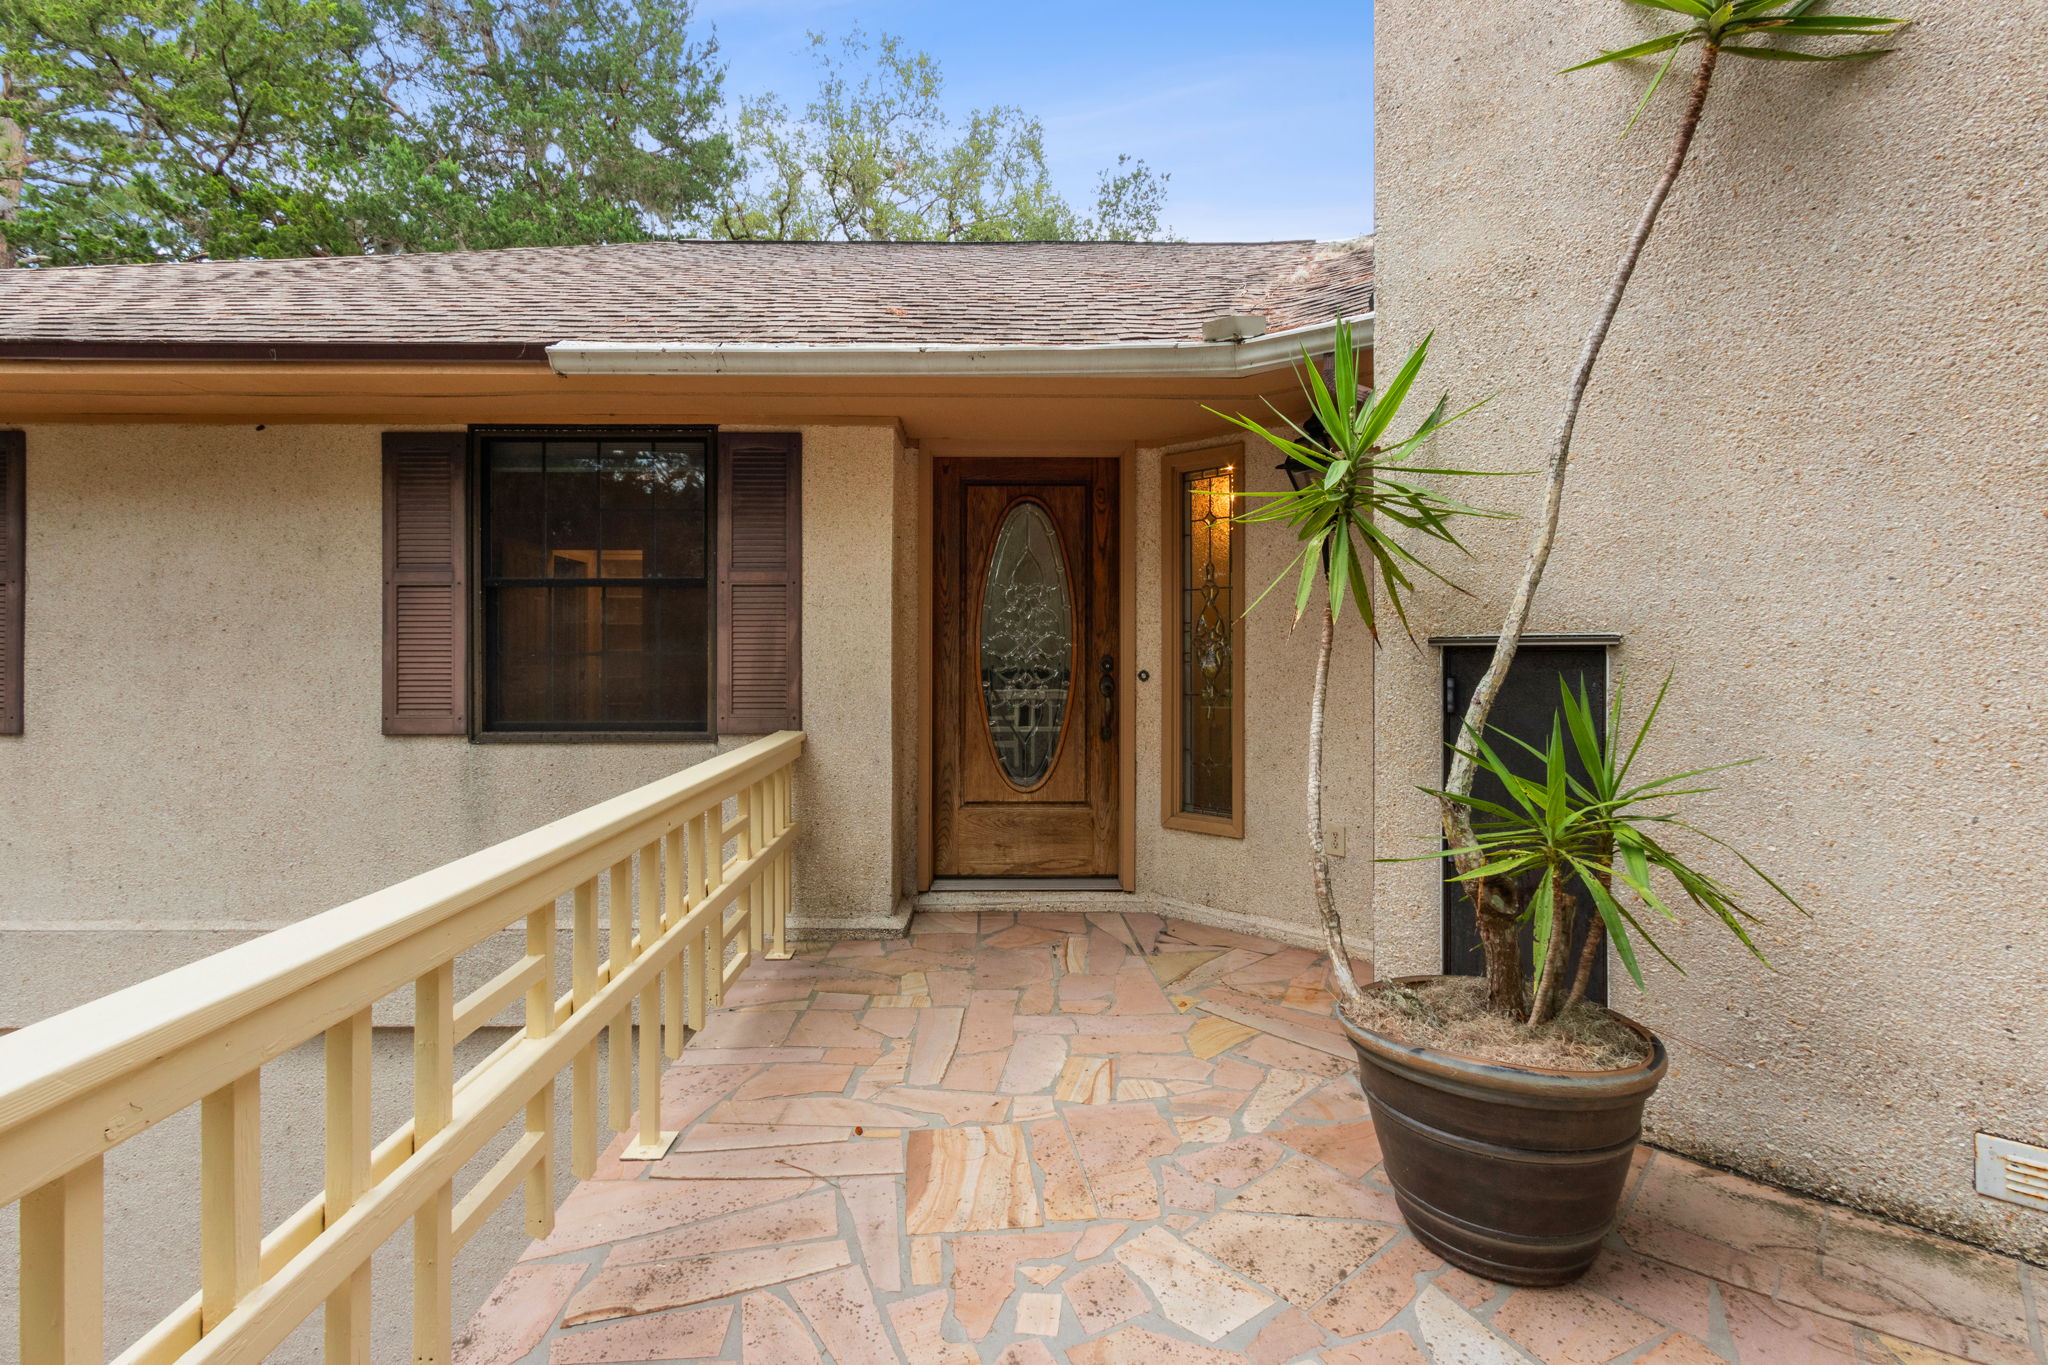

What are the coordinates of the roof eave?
(543, 317, 1373, 379)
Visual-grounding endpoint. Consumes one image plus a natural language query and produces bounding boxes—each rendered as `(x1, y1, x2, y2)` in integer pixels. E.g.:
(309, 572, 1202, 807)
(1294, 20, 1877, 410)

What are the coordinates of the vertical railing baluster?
(605, 856, 634, 1131)
(571, 877, 599, 1178)
(662, 825, 686, 1057)
(323, 1009, 373, 1364)
(686, 811, 710, 1032)
(200, 1071, 260, 1333)
(525, 905, 557, 1238)
(19, 1156, 103, 1364)
(742, 782, 764, 958)
(703, 802, 727, 1009)
(768, 766, 793, 960)
(413, 960, 454, 1365)
(624, 843, 679, 1158)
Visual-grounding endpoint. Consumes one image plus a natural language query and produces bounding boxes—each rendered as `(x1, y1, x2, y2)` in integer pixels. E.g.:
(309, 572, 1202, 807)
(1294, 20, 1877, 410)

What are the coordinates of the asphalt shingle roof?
(0, 239, 1373, 360)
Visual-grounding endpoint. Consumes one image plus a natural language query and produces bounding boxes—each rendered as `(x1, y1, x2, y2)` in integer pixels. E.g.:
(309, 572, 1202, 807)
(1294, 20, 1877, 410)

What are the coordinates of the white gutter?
(544, 315, 1371, 379)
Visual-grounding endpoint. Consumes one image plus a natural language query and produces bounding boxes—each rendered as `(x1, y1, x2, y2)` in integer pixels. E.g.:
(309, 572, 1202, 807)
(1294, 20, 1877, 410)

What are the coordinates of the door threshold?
(928, 876, 1124, 893)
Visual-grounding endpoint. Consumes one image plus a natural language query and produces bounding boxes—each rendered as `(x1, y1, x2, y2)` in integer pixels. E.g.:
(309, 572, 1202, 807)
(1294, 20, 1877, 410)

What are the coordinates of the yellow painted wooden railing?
(0, 730, 805, 1365)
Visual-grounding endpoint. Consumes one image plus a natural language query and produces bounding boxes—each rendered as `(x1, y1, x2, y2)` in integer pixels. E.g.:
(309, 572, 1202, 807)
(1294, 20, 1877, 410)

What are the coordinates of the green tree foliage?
(354, 0, 736, 252)
(714, 30, 1171, 243)
(0, 0, 383, 265)
(0, 7, 1173, 264)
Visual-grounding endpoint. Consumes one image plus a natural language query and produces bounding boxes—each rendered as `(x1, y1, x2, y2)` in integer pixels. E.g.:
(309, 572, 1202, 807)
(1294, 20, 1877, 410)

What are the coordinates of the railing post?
(200, 1071, 260, 1333)
(571, 877, 599, 1178)
(524, 905, 556, 1239)
(323, 1009, 373, 1364)
(413, 960, 455, 1365)
(19, 1156, 103, 1364)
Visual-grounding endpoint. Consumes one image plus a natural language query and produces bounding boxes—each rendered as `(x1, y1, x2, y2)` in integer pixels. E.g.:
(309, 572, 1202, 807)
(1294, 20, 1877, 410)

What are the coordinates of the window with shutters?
(478, 430, 714, 734)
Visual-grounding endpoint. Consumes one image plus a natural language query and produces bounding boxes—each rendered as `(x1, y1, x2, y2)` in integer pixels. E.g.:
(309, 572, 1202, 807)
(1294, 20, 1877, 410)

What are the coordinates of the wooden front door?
(934, 458, 1118, 878)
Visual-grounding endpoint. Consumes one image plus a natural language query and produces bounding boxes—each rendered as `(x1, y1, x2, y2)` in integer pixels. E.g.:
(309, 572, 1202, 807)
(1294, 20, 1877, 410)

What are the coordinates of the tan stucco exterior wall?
(0, 420, 907, 1022)
(1373, 1, 2047, 1258)
(1130, 437, 1375, 952)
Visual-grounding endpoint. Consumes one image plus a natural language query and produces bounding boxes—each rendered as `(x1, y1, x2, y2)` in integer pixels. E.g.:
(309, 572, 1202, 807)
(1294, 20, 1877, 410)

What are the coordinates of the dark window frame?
(1158, 446, 1245, 838)
(468, 424, 719, 743)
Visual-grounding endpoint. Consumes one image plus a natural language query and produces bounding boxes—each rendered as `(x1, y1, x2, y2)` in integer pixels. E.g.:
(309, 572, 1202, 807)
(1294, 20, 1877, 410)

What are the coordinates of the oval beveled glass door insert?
(978, 501, 1074, 787)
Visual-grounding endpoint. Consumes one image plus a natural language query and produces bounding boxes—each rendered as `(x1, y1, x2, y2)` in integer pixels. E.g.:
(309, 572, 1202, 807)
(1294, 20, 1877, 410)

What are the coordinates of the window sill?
(1161, 811, 1244, 840)
(471, 730, 719, 745)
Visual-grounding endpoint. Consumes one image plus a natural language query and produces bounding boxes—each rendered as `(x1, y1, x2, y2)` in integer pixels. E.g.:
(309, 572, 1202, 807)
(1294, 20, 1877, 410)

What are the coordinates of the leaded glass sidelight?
(1180, 465, 1236, 818)
(978, 501, 1074, 787)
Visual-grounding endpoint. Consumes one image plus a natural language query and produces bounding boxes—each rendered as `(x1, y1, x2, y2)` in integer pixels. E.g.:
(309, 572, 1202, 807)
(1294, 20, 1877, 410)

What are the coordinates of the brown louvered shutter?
(382, 433, 468, 735)
(0, 432, 23, 736)
(716, 432, 802, 733)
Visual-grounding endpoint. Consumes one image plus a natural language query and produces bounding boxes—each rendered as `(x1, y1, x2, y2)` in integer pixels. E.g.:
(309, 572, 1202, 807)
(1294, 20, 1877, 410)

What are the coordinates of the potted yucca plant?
(1226, 0, 1910, 1286)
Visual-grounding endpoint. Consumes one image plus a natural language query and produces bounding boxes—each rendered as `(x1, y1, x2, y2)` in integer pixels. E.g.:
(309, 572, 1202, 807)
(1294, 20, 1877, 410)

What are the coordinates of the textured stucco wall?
(0, 421, 904, 1021)
(1131, 438, 1376, 953)
(1373, 2, 2047, 1257)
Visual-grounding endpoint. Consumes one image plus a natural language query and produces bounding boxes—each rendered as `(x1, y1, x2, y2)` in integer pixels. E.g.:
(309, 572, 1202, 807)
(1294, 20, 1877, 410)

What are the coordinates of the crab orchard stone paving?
(462, 913, 2047, 1365)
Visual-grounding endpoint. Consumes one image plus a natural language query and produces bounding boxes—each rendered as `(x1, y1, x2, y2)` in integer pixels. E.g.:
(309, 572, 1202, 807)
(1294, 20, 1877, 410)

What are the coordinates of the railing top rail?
(0, 730, 803, 1140)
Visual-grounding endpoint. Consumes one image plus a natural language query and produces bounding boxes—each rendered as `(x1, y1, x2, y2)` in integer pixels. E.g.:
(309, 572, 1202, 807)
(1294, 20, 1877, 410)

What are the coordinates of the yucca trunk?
(1308, 599, 1366, 1010)
(1443, 43, 1724, 1022)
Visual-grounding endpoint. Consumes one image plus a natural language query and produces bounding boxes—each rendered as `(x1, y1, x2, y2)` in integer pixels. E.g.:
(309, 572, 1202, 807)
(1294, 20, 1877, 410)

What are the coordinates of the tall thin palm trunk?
(1308, 599, 1366, 1010)
(1442, 44, 1724, 1018)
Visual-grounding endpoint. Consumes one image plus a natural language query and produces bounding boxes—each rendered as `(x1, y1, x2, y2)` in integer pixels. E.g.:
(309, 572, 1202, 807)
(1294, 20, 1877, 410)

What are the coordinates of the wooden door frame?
(916, 447, 1135, 891)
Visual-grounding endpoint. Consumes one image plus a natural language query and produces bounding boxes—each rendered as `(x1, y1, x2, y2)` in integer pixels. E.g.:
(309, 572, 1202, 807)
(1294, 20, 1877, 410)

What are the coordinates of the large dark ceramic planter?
(1341, 975, 1668, 1287)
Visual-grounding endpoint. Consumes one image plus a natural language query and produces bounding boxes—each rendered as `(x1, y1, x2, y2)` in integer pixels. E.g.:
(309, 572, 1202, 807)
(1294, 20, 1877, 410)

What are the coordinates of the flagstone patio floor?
(458, 911, 2046, 1365)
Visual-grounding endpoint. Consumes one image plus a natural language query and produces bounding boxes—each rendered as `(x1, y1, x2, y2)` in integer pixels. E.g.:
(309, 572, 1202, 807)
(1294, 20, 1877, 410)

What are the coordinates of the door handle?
(1098, 655, 1115, 741)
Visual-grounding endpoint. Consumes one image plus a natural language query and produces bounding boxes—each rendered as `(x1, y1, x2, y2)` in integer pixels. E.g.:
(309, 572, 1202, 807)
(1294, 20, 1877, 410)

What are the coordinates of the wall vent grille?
(1975, 1133, 2048, 1212)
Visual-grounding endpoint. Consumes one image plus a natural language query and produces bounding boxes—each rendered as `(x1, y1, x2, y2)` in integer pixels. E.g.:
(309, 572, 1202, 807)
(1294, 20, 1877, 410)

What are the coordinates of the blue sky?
(698, 0, 1374, 242)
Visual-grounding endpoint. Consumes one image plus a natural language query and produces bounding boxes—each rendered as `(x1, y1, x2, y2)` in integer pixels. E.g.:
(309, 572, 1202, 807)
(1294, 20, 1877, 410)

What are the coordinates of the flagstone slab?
(606, 1189, 841, 1266)
(961, 988, 1021, 1053)
(676, 1122, 856, 1152)
(1067, 1324, 1251, 1365)
(545, 1303, 731, 1363)
(1320, 1332, 1430, 1364)
(950, 1229, 1085, 1339)
(787, 1264, 902, 1365)
(885, 1290, 978, 1365)
(1271, 1119, 1382, 1178)
(1175, 1135, 1287, 1188)
(1228, 1157, 1403, 1223)
(1491, 1283, 1665, 1365)
(563, 1240, 853, 1325)
(522, 1178, 817, 1258)
(1411, 1283, 1528, 1365)
(839, 1175, 905, 1293)
(999, 1033, 1068, 1093)
(1064, 1101, 1179, 1220)
(1054, 1055, 1115, 1103)
(1113, 1225, 1274, 1341)
(1245, 1306, 1328, 1365)
(877, 1085, 1010, 1124)
(652, 1139, 902, 1180)
(1186, 1212, 1396, 1309)
(941, 1049, 1009, 1091)
(906, 1123, 1043, 1234)
(1028, 1117, 1100, 1222)
(906, 1005, 964, 1086)
(740, 1292, 822, 1364)
(729, 1064, 855, 1101)
(1240, 1068, 1321, 1132)
(1310, 1239, 1443, 1337)
(708, 1096, 927, 1128)
(455, 1263, 586, 1365)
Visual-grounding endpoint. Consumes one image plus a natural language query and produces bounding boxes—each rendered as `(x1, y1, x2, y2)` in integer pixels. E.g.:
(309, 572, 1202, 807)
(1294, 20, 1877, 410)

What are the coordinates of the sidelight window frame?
(469, 424, 718, 743)
(1159, 447, 1246, 838)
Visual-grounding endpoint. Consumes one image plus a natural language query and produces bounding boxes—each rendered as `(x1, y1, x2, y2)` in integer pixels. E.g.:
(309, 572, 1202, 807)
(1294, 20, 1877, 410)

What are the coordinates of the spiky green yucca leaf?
(1396, 674, 1805, 991)
(1572, 1, 1910, 130)
(1205, 320, 1514, 638)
